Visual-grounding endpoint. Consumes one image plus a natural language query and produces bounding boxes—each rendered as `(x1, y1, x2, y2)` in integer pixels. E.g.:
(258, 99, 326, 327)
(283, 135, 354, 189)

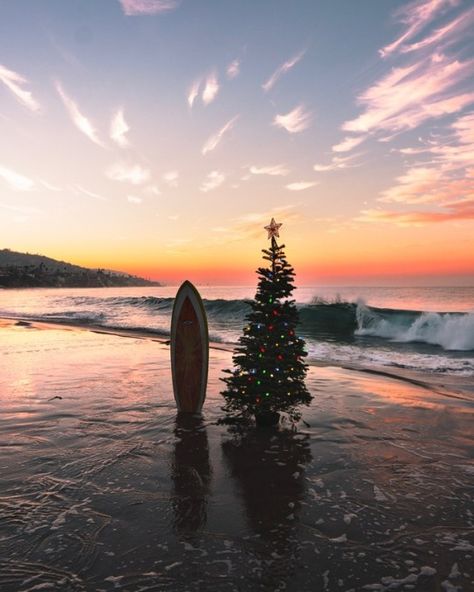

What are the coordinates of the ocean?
(1, 285, 473, 377)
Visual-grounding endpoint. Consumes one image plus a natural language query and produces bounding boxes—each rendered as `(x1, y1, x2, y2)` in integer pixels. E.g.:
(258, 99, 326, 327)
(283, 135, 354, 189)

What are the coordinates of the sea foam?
(356, 302, 474, 351)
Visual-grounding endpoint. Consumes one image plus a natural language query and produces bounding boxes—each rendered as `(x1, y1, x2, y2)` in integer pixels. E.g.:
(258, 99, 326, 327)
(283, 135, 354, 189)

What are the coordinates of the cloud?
(398, 9, 474, 55)
(314, 153, 362, 172)
(74, 185, 108, 201)
(227, 59, 240, 80)
(225, 205, 301, 242)
(127, 195, 143, 204)
(0, 63, 40, 112)
(200, 170, 225, 192)
(273, 105, 312, 134)
(286, 181, 318, 191)
(360, 111, 474, 225)
(119, 0, 180, 16)
(358, 202, 474, 226)
(55, 82, 105, 147)
(378, 166, 443, 204)
(39, 179, 62, 192)
(110, 108, 130, 147)
(202, 72, 219, 105)
(202, 115, 239, 155)
(332, 135, 366, 153)
(249, 164, 290, 176)
(187, 79, 201, 108)
(163, 170, 179, 187)
(379, 0, 455, 58)
(262, 50, 305, 92)
(106, 162, 150, 184)
(0, 165, 35, 191)
(341, 56, 474, 137)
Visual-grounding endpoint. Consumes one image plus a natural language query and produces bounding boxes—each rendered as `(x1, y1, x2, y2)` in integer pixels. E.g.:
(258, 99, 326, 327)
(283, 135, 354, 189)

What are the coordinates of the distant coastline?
(0, 248, 161, 289)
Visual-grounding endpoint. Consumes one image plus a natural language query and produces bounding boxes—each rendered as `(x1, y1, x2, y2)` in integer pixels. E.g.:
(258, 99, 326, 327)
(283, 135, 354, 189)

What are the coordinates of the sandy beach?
(0, 318, 473, 592)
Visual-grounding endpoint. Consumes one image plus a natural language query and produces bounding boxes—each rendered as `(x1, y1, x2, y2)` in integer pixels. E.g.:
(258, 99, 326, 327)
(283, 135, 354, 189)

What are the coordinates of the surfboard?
(170, 281, 209, 413)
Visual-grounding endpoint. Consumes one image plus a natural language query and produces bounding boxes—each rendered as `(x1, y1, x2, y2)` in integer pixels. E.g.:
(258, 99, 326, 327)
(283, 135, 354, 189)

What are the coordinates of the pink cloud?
(119, 0, 180, 16)
(380, 0, 457, 58)
(262, 50, 306, 92)
(0, 63, 40, 112)
(55, 81, 105, 147)
(362, 111, 474, 225)
(359, 201, 474, 226)
(201, 115, 239, 155)
(332, 135, 366, 153)
(273, 105, 312, 134)
(399, 9, 474, 54)
(342, 56, 474, 136)
(202, 72, 219, 105)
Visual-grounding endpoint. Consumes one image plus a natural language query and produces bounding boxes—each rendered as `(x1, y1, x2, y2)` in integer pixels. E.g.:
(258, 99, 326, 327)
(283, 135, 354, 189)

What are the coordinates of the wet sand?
(0, 319, 473, 591)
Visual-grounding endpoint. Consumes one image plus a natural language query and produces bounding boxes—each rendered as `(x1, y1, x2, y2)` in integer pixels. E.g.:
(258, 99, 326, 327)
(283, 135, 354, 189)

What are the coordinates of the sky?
(0, 0, 473, 286)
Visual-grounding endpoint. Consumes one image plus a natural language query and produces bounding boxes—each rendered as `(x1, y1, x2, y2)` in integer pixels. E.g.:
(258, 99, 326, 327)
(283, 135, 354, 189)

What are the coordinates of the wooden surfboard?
(170, 281, 209, 413)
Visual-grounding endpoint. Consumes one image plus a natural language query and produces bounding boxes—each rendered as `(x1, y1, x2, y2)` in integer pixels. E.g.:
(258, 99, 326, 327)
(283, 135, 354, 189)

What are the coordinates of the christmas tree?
(221, 218, 312, 423)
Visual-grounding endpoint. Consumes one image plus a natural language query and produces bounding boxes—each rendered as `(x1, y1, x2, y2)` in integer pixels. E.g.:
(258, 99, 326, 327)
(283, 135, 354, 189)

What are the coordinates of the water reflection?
(170, 413, 212, 535)
(222, 426, 312, 587)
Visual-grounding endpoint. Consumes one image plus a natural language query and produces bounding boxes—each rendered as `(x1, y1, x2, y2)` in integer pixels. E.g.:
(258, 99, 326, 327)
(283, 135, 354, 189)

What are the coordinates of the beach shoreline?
(0, 318, 473, 591)
(2, 315, 473, 399)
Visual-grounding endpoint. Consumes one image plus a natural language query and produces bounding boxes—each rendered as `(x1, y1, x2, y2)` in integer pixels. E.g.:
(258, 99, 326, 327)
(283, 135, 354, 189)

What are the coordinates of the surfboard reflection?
(170, 413, 212, 534)
(222, 426, 312, 587)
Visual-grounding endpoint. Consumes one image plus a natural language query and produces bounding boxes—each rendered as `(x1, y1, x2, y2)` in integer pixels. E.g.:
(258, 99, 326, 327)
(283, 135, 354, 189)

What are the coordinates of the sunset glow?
(1, 0, 473, 285)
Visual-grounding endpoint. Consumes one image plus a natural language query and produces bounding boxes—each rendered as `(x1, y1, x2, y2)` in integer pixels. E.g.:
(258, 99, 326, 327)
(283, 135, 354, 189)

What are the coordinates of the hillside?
(0, 249, 162, 288)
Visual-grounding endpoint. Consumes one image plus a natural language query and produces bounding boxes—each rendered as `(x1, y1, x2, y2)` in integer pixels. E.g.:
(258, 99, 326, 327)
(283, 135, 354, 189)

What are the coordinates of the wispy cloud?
(378, 166, 443, 204)
(0, 165, 35, 191)
(398, 9, 474, 55)
(187, 79, 201, 108)
(332, 135, 366, 153)
(55, 81, 105, 147)
(360, 111, 474, 225)
(106, 162, 150, 184)
(202, 72, 219, 105)
(0, 63, 40, 112)
(314, 153, 361, 172)
(273, 105, 312, 134)
(379, 0, 455, 58)
(39, 179, 62, 192)
(202, 115, 239, 155)
(249, 164, 290, 176)
(119, 0, 180, 16)
(227, 59, 240, 80)
(110, 108, 130, 147)
(262, 50, 305, 92)
(358, 201, 474, 226)
(74, 185, 108, 201)
(163, 170, 179, 187)
(341, 55, 474, 137)
(200, 170, 225, 192)
(286, 181, 318, 191)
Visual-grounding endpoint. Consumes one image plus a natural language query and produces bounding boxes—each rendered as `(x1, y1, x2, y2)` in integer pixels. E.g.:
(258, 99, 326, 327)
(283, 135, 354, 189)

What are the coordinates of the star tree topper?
(265, 218, 282, 240)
